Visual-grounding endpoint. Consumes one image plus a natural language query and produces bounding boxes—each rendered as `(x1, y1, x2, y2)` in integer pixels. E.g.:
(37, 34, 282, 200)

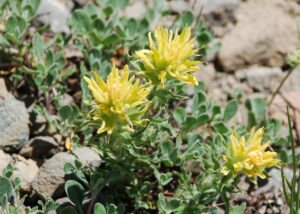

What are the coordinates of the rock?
(11, 154, 39, 192)
(0, 150, 38, 193)
(0, 78, 7, 97)
(31, 152, 74, 200)
(218, 0, 299, 72)
(0, 149, 12, 173)
(235, 66, 283, 92)
(19, 136, 60, 159)
(193, 0, 240, 27)
(73, 147, 102, 167)
(167, 1, 189, 13)
(59, 93, 75, 106)
(211, 73, 253, 105)
(256, 168, 293, 195)
(186, 63, 216, 96)
(236, 66, 300, 93)
(0, 93, 30, 152)
(32, 147, 101, 200)
(37, 0, 73, 33)
(124, 0, 146, 19)
(30, 113, 47, 136)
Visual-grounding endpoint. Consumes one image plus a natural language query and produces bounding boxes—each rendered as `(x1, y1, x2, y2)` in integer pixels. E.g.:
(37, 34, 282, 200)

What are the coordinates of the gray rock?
(19, 136, 60, 159)
(193, 0, 240, 27)
(31, 152, 74, 200)
(0, 93, 30, 152)
(32, 147, 101, 200)
(37, 0, 73, 33)
(218, 0, 299, 72)
(73, 147, 102, 167)
(124, 0, 146, 19)
(235, 66, 284, 92)
(256, 168, 294, 195)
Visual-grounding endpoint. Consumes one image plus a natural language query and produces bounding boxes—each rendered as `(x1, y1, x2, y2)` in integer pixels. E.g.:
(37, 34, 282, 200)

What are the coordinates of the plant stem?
(287, 105, 297, 214)
(87, 195, 96, 214)
(268, 67, 295, 107)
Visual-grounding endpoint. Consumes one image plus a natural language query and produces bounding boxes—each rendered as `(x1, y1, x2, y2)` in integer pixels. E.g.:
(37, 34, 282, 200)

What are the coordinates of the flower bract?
(221, 128, 280, 183)
(84, 65, 151, 134)
(136, 26, 200, 87)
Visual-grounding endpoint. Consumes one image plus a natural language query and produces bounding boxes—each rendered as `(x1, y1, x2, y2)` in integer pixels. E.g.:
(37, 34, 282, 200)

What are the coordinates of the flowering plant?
(84, 65, 151, 134)
(221, 128, 280, 183)
(136, 27, 200, 87)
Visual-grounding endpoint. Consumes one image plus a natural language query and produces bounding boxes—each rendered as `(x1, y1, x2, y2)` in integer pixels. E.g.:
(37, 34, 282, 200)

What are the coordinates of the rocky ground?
(0, 0, 300, 213)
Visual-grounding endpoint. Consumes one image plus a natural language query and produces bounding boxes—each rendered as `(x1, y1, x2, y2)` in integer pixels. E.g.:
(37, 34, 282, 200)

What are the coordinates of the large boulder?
(0, 93, 30, 152)
(218, 0, 299, 72)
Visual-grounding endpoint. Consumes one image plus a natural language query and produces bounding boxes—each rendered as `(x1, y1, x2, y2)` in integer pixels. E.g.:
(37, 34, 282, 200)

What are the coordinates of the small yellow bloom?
(84, 65, 151, 134)
(221, 128, 280, 183)
(136, 27, 200, 87)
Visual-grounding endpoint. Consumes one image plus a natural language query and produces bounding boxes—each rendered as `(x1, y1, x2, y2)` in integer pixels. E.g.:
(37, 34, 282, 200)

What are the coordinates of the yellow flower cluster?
(136, 27, 200, 87)
(221, 128, 280, 183)
(84, 65, 151, 134)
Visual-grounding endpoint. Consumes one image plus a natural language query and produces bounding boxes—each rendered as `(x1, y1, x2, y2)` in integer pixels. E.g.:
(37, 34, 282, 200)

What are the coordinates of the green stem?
(287, 105, 297, 214)
(268, 67, 295, 107)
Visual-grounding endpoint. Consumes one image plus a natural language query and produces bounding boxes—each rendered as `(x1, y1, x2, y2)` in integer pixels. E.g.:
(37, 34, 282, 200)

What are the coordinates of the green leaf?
(166, 198, 180, 211)
(224, 100, 238, 122)
(94, 203, 106, 214)
(213, 122, 229, 134)
(93, 18, 105, 33)
(247, 112, 257, 128)
(32, 33, 44, 60)
(206, 207, 220, 214)
(64, 162, 75, 174)
(0, 35, 10, 46)
(102, 33, 119, 46)
(230, 203, 246, 214)
(46, 69, 58, 86)
(71, 10, 93, 34)
(6, 16, 27, 40)
(246, 98, 267, 123)
(60, 206, 77, 214)
(173, 11, 194, 30)
(65, 180, 85, 211)
(58, 105, 73, 121)
(0, 177, 13, 202)
(116, 203, 125, 214)
(279, 148, 288, 163)
(60, 65, 76, 80)
(2, 163, 14, 179)
(173, 107, 186, 124)
(103, 6, 114, 17)
(154, 170, 173, 186)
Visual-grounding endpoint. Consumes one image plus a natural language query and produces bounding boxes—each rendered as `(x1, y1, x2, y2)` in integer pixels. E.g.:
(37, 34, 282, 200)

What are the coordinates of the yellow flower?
(84, 65, 151, 134)
(221, 128, 280, 183)
(136, 27, 200, 87)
